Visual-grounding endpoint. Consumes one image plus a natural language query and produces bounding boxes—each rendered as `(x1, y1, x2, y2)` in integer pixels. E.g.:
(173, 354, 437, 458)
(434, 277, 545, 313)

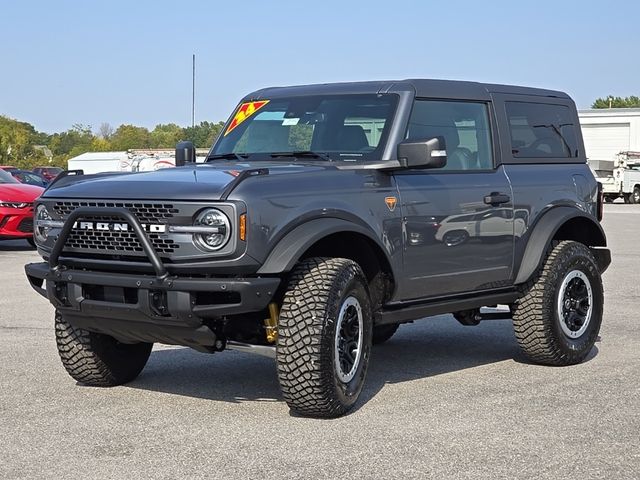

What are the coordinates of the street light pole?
(192, 54, 196, 127)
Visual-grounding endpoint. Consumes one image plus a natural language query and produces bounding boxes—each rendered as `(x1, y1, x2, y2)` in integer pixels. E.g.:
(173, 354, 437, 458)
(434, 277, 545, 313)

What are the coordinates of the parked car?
(0, 169, 44, 245)
(0, 166, 19, 173)
(10, 169, 48, 188)
(32, 166, 63, 182)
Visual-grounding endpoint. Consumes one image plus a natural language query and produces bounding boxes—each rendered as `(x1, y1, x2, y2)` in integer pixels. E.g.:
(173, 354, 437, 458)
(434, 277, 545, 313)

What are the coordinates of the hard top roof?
(244, 79, 570, 101)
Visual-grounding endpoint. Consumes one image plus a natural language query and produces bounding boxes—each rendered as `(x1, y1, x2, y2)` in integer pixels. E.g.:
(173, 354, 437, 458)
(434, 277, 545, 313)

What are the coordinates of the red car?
(0, 169, 44, 244)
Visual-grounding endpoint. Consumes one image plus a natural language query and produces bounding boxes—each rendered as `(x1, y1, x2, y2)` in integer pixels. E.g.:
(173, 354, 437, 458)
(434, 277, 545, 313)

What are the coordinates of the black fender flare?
(514, 207, 607, 285)
(256, 218, 387, 275)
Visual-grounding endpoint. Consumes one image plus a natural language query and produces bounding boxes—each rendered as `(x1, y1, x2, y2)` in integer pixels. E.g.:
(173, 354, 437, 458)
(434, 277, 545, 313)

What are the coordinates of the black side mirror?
(175, 141, 196, 166)
(397, 137, 447, 169)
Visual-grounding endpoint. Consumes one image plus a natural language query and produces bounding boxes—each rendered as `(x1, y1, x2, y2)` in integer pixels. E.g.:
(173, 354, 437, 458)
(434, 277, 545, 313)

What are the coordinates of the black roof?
(245, 79, 570, 101)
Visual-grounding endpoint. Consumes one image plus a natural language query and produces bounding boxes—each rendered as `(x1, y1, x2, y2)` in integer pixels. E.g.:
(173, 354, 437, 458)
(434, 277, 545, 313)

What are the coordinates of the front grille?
(65, 225, 177, 254)
(53, 201, 178, 224)
(53, 202, 181, 257)
(18, 217, 33, 233)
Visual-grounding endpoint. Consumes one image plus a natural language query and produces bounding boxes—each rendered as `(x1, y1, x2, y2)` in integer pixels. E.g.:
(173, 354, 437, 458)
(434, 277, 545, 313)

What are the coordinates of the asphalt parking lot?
(1, 203, 638, 480)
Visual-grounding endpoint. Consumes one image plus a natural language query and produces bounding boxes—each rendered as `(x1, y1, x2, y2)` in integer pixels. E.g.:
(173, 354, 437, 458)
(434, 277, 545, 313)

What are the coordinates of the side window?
(406, 100, 493, 170)
(505, 102, 578, 158)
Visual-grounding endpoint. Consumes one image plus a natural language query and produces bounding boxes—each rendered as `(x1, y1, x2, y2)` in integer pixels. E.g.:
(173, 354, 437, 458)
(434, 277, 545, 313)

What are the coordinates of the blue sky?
(1, 0, 638, 133)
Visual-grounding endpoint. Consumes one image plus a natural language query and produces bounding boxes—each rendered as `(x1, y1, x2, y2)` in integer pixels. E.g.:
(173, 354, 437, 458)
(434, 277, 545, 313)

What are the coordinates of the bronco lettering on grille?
(72, 221, 166, 233)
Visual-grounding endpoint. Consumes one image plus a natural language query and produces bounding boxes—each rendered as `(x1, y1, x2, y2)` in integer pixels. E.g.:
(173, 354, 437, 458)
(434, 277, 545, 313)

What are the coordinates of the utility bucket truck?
(596, 151, 640, 204)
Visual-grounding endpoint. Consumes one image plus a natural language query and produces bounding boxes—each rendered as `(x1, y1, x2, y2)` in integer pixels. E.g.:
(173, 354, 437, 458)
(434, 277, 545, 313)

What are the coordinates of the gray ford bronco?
(25, 79, 611, 417)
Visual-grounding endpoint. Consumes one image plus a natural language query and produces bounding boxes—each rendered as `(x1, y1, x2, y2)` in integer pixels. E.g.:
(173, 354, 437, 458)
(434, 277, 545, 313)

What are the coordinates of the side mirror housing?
(175, 141, 196, 166)
(397, 137, 447, 169)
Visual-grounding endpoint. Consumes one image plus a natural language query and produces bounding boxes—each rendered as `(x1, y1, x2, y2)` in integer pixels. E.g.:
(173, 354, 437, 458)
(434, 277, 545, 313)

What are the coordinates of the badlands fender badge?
(224, 100, 270, 136)
(385, 196, 397, 212)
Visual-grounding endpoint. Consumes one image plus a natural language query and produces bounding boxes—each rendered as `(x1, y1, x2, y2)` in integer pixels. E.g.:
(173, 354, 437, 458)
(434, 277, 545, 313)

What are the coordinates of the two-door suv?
(25, 79, 610, 417)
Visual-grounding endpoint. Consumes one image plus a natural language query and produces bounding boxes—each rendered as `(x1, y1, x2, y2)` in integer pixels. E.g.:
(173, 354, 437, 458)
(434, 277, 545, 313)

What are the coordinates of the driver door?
(394, 99, 515, 300)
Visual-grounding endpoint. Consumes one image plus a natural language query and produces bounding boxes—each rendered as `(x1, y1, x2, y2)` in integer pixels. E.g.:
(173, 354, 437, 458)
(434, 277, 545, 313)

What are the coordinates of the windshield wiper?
(206, 153, 249, 162)
(270, 151, 334, 162)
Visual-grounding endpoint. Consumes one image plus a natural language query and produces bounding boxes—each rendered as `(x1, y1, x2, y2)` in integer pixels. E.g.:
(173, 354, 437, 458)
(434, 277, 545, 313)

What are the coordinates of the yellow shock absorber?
(264, 302, 279, 343)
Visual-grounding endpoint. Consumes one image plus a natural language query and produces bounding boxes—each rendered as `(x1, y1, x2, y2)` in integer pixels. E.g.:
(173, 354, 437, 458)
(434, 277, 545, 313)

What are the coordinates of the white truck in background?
(122, 149, 209, 172)
(68, 149, 209, 174)
(594, 151, 640, 204)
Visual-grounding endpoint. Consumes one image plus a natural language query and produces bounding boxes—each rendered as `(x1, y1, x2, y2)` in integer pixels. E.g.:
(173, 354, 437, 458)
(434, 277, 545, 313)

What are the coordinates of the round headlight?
(34, 204, 52, 244)
(193, 208, 231, 251)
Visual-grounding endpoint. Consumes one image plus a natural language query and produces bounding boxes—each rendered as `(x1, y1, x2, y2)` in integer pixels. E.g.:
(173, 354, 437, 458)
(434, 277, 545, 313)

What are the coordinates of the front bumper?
(0, 207, 34, 239)
(25, 262, 280, 346)
(25, 205, 280, 349)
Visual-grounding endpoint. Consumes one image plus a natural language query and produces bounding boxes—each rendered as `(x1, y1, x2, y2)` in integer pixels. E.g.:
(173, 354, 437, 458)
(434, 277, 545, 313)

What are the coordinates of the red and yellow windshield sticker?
(224, 100, 270, 136)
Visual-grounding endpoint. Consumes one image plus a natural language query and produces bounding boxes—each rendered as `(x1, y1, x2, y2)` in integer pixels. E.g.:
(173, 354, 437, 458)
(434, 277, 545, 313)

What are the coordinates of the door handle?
(484, 192, 510, 205)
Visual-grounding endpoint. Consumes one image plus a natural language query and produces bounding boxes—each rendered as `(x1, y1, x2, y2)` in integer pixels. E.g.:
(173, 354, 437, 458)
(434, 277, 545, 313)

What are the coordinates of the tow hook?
(264, 302, 279, 343)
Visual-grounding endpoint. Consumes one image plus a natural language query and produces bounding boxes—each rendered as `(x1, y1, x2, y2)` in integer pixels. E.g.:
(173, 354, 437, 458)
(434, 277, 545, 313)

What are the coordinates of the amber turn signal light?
(239, 213, 246, 241)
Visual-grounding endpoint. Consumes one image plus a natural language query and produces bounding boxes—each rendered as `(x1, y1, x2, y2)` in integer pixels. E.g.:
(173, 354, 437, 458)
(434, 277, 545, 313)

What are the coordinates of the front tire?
(55, 311, 153, 386)
(512, 241, 603, 366)
(277, 257, 373, 418)
(633, 187, 640, 204)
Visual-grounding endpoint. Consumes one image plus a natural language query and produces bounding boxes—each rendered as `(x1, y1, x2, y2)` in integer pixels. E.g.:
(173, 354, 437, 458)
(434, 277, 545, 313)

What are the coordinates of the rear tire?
(372, 324, 399, 344)
(277, 257, 373, 418)
(512, 241, 603, 366)
(55, 311, 153, 386)
(27, 237, 36, 248)
(633, 187, 640, 204)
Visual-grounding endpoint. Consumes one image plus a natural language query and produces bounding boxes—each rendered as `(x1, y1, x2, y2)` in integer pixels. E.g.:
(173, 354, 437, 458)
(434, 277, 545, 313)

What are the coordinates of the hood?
(43, 162, 331, 201)
(0, 183, 44, 202)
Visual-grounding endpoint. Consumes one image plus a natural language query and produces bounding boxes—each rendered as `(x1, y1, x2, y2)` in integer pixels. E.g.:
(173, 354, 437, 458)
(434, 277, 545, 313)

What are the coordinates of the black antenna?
(191, 54, 196, 127)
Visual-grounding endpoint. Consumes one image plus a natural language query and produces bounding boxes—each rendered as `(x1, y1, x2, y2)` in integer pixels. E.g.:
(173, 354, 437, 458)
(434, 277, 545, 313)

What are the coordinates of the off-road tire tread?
(512, 241, 602, 366)
(277, 257, 369, 418)
(55, 312, 152, 386)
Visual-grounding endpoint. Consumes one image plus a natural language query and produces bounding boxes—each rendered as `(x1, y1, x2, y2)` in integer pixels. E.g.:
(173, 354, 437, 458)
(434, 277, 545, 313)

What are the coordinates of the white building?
(579, 108, 640, 169)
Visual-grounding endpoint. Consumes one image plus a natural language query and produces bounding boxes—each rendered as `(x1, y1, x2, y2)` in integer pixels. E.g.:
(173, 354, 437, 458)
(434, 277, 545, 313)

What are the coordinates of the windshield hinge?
(219, 168, 270, 200)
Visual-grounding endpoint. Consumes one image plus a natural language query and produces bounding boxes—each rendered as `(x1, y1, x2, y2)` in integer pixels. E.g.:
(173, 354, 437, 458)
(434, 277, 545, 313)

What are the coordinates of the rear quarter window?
(506, 102, 578, 158)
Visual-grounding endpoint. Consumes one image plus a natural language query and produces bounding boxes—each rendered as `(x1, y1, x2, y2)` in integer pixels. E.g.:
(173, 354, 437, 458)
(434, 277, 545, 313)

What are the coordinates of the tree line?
(0, 116, 224, 170)
(592, 96, 640, 109)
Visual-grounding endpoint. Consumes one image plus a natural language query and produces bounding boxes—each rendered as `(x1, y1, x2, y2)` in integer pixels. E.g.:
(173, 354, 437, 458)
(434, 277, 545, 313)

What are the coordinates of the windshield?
(212, 94, 398, 161)
(0, 169, 19, 184)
